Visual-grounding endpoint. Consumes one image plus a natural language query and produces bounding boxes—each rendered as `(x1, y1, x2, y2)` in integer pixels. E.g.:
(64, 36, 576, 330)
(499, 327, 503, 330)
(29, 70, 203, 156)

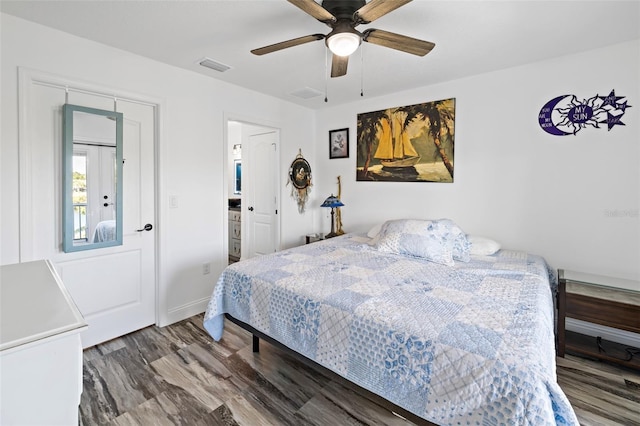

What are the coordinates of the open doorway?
(226, 119, 281, 264)
(227, 121, 242, 263)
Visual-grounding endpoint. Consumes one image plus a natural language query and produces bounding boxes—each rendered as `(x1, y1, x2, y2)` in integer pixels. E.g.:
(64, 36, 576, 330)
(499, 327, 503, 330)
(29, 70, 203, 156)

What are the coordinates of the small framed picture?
(329, 128, 349, 159)
(233, 159, 241, 194)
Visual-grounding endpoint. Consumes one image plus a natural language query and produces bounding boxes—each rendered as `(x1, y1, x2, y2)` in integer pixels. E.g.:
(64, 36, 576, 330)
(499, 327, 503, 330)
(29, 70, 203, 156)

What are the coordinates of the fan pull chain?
(324, 47, 329, 103)
(360, 45, 364, 97)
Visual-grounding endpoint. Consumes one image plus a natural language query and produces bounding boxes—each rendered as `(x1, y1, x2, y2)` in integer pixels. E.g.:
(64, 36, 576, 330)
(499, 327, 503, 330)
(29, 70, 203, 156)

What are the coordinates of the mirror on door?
(62, 104, 123, 252)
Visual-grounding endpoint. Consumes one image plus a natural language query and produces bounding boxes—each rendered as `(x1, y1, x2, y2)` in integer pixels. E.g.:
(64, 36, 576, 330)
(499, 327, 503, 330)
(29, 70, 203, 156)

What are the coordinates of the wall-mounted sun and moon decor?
(538, 89, 631, 136)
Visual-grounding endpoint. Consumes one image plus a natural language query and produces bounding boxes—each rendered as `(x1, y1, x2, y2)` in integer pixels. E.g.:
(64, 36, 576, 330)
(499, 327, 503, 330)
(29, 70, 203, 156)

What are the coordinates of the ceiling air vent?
(290, 87, 323, 99)
(198, 57, 232, 73)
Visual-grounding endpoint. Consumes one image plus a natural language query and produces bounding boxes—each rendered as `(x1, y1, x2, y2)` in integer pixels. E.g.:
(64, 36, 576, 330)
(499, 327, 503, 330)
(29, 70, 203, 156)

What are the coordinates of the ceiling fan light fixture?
(327, 31, 361, 56)
(251, 0, 433, 78)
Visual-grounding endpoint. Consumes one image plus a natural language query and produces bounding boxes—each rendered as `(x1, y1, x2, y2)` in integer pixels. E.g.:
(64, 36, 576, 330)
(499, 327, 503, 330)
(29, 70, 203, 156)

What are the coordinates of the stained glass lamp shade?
(321, 194, 344, 238)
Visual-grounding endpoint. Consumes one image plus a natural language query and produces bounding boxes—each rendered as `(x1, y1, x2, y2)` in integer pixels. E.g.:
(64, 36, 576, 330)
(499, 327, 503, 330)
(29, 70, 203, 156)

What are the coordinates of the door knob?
(136, 223, 153, 232)
(248, 206, 254, 211)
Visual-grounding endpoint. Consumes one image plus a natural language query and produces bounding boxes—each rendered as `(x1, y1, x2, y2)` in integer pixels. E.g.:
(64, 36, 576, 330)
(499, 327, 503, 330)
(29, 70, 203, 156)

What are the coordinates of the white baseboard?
(566, 318, 640, 348)
(159, 297, 210, 327)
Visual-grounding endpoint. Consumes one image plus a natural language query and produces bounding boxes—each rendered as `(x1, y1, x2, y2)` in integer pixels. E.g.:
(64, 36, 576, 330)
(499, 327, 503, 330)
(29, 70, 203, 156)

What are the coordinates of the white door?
(19, 71, 157, 349)
(55, 99, 156, 348)
(243, 130, 280, 258)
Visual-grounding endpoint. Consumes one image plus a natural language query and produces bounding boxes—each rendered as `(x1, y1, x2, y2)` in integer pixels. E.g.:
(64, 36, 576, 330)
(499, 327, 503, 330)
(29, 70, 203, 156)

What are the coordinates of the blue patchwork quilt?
(204, 234, 578, 425)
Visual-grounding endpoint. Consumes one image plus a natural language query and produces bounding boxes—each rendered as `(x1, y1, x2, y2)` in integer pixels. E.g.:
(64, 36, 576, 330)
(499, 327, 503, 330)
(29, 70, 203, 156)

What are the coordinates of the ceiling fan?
(251, 0, 435, 78)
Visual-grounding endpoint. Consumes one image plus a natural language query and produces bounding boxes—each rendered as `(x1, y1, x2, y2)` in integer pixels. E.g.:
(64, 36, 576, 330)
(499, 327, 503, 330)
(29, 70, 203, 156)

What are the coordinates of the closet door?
(19, 70, 157, 348)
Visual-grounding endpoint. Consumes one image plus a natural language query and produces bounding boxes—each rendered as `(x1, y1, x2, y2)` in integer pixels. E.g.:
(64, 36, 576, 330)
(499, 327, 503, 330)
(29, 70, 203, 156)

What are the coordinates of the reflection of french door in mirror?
(72, 144, 116, 243)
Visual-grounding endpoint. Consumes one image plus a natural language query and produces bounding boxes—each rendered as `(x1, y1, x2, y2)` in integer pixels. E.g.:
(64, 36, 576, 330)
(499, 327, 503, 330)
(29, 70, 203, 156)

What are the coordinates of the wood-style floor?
(79, 314, 640, 425)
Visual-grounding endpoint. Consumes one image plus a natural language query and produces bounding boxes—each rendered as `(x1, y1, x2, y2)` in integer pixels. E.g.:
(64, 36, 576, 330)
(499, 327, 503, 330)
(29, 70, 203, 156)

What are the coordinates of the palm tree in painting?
(397, 100, 455, 179)
(357, 109, 390, 179)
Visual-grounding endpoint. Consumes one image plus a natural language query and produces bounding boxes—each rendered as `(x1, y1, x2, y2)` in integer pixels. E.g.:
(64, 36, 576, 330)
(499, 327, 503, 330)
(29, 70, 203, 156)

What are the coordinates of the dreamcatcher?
(287, 150, 312, 213)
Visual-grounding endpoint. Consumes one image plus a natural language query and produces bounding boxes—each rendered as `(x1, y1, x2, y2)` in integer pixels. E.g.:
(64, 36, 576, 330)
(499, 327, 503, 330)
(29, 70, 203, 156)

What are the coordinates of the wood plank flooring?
(79, 314, 640, 425)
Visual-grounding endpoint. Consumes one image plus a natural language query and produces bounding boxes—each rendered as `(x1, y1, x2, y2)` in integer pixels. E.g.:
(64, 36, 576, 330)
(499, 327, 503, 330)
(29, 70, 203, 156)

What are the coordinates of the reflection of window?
(72, 153, 88, 241)
(73, 153, 87, 200)
(234, 160, 241, 194)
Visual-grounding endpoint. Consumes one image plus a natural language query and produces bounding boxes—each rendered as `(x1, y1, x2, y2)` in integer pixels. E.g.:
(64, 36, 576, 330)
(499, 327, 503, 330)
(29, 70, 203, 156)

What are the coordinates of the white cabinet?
(229, 209, 241, 261)
(1, 260, 87, 425)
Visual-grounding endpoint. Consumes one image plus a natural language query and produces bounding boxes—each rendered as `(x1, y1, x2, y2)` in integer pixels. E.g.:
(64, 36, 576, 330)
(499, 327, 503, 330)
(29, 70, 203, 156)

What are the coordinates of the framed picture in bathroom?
(234, 159, 241, 194)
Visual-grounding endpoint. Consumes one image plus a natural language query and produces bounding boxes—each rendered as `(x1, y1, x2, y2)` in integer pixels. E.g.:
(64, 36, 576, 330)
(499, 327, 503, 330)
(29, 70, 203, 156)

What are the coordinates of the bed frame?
(225, 313, 435, 426)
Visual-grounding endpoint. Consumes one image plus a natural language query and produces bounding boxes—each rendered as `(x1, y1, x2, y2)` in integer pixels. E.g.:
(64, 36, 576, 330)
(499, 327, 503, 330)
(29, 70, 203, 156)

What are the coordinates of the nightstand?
(305, 233, 325, 244)
(557, 269, 640, 370)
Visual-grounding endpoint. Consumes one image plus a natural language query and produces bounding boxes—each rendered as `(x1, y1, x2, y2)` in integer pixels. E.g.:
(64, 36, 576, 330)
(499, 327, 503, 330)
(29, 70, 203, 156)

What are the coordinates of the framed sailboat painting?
(356, 98, 455, 182)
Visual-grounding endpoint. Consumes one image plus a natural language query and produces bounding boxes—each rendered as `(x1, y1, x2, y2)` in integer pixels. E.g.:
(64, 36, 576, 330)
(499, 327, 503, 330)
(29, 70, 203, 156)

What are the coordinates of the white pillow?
(367, 223, 382, 238)
(366, 223, 384, 246)
(468, 235, 501, 256)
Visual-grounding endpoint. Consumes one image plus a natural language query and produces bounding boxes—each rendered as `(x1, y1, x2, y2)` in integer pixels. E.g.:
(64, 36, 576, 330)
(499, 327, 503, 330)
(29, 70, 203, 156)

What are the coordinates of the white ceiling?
(2, 0, 639, 109)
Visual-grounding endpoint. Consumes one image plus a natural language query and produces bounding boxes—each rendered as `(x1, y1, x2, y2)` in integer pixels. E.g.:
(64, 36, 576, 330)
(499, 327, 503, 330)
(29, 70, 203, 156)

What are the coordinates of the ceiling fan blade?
(354, 0, 412, 24)
(251, 34, 325, 55)
(331, 54, 349, 78)
(362, 29, 435, 56)
(288, 0, 336, 23)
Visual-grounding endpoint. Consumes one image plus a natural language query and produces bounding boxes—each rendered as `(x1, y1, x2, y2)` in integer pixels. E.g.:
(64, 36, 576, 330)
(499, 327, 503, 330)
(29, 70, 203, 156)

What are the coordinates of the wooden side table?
(557, 269, 640, 370)
(305, 233, 325, 244)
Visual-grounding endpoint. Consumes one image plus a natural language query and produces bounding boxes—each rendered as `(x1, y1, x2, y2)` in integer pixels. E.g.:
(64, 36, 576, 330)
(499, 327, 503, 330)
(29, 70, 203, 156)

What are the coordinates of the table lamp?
(321, 194, 344, 238)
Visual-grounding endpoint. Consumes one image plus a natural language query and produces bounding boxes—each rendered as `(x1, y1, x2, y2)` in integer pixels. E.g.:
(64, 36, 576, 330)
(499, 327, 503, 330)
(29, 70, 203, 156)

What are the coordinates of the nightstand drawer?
(566, 294, 640, 333)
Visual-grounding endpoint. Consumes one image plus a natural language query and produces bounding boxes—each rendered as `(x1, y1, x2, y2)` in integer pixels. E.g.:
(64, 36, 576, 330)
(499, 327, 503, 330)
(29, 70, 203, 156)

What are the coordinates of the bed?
(92, 219, 116, 243)
(203, 219, 578, 425)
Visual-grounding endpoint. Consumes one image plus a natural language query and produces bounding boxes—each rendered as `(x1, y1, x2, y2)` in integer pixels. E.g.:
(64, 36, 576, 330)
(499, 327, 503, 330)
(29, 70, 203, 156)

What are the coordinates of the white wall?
(0, 13, 317, 326)
(314, 40, 639, 284)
